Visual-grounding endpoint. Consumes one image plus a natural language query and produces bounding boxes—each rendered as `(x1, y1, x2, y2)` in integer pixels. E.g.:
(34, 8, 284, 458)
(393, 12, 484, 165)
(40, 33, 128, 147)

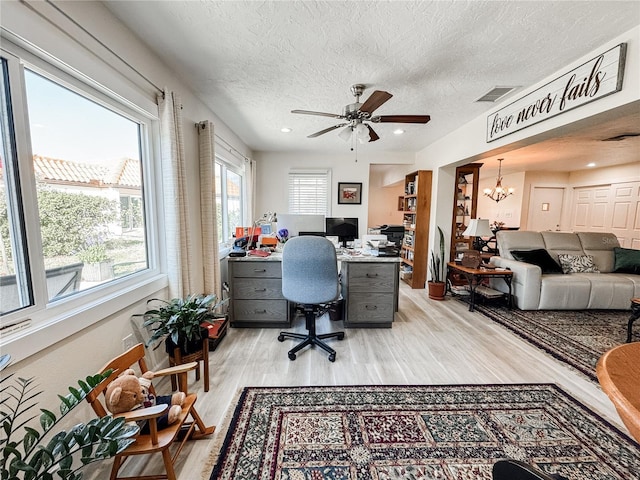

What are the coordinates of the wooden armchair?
(596, 342, 640, 443)
(85, 343, 215, 480)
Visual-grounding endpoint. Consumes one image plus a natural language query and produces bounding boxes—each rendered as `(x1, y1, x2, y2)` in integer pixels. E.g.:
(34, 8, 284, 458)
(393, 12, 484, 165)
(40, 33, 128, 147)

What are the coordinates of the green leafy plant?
(76, 244, 110, 264)
(140, 294, 228, 354)
(0, 366, 139, 480)
(429, 226, 446, 283)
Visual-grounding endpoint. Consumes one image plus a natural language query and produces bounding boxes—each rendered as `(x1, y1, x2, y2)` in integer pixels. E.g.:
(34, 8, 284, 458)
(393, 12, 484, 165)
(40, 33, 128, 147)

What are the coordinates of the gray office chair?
(277, 236, 344, 362)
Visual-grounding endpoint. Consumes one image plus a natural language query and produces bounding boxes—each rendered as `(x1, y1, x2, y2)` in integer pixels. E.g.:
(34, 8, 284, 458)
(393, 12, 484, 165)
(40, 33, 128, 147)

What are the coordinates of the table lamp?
(462, 218, 493, 251)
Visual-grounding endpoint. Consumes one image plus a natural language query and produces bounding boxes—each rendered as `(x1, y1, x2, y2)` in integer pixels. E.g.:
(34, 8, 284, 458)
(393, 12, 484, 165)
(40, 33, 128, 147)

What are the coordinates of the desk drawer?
(346, 293, 395, 324)
(232, 278, 283, 300)
(232, 262, 281, 278)
(347, 263, 396, 292)
(232, 299, 288, 323)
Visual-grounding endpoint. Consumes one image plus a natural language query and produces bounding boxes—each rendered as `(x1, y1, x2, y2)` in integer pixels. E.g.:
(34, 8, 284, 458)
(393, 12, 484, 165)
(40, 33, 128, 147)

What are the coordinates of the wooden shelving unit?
(400, 170, 432, 289)
(450, 163, 482, 262)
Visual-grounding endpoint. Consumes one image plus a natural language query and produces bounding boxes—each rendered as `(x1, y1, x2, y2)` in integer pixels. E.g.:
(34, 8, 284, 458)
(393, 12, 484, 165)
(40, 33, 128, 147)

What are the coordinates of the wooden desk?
(447, 262, 513, 312)
(227, 253, 401, 328)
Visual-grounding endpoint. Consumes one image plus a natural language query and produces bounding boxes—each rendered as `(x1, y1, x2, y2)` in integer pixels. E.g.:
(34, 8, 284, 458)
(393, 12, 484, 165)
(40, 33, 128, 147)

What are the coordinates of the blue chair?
(277, 236, 344, 362)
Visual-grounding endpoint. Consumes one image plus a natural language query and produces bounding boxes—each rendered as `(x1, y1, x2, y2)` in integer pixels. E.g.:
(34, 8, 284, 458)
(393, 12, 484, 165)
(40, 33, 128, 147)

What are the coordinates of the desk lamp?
(462, 218, 493, 251)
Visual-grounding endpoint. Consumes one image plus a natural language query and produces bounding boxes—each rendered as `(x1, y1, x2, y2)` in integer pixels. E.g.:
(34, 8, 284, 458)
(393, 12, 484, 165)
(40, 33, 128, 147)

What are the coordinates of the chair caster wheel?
(288, 352, 296, 361)
(337, 332, 345, 340)
(278, 335, 285, 342)
(328, 353, 336, 362)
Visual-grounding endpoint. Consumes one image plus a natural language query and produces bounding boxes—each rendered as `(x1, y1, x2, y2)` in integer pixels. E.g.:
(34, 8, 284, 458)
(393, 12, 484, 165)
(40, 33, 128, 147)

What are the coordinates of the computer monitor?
(325, 217, 359, 248)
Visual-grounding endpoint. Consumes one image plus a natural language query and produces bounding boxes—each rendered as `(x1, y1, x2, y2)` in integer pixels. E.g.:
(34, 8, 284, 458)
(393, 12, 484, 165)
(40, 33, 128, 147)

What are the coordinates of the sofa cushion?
(511, 249, 563, 274)
(577, 232, 619, 273)
(540, 231, 585, 262)
(496, 231, 545, 260)
(613, 247, 640, 274)
(557, 254, 600, 274)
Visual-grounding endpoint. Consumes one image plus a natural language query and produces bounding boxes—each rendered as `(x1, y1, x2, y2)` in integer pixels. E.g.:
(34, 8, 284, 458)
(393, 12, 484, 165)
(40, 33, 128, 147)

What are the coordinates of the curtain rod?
(39, 0, 163, 94)
(195, 122, 251, 163)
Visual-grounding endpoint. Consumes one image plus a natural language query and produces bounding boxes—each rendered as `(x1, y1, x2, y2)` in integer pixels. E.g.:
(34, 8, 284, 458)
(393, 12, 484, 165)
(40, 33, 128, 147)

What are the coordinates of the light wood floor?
(86, 283, 627, 479)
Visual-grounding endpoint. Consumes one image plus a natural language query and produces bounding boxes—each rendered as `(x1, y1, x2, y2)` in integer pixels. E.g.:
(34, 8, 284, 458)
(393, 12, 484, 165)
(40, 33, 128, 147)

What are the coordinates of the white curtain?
(246, 158, 257, 224)
(197, 120, 221, 299)
(158, 90, 192, 298)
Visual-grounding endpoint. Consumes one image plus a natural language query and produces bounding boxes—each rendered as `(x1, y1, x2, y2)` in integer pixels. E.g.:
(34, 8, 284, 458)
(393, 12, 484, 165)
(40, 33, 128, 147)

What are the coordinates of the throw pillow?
(510, 249, 563, 274)
(557, 254, 600, 274)
(613, 247, 640, 274)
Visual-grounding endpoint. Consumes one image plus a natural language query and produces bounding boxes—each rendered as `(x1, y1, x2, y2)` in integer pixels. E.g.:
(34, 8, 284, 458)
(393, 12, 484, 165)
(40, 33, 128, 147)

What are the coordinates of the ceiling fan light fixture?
(338, 126, 352, 142)
(355, 123, 369, 143)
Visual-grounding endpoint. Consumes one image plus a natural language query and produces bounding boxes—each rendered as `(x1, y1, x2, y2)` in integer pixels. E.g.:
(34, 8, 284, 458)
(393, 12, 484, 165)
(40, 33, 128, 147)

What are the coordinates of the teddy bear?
(105, 369, 186, 430)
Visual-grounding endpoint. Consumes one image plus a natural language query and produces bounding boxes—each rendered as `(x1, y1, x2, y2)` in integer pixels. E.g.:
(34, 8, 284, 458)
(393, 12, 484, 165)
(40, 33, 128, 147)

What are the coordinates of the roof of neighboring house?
(32, 155, 141, 188)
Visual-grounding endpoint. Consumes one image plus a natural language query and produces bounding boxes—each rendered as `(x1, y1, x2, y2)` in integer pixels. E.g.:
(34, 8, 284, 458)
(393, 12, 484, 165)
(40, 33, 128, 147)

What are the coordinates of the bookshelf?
(450, 163, 482, 262)
(400, 170, 432, 289)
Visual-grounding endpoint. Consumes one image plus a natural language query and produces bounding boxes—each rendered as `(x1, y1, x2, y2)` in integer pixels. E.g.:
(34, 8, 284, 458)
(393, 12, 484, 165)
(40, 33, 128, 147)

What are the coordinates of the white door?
(528, 187, 565, 231)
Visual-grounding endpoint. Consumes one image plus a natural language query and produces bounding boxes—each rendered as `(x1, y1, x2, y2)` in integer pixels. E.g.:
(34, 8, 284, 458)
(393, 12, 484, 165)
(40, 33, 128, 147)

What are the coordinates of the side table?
(447, 262, 513, 312)
(628, 298, 640, 343)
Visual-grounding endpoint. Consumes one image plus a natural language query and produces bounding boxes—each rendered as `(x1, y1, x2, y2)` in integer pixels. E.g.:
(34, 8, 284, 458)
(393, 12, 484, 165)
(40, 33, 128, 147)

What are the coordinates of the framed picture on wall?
(338, 182, 362, 204)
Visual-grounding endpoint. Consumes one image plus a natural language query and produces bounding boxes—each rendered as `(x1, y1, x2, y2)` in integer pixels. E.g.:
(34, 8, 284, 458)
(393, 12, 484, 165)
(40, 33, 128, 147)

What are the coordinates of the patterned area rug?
(209, 384, 639, 480)
(471, 304, 633, 382)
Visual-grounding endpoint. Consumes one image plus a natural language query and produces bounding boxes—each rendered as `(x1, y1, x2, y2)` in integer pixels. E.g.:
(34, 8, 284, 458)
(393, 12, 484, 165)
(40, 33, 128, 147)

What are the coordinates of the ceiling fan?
(291, 84, 431, 143)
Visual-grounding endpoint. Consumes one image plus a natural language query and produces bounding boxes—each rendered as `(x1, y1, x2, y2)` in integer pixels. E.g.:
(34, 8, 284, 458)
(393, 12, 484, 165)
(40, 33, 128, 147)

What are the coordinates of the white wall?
(477, 171, 526, 228)
(368, 168, 405, 228)
(253, 150, 414, 236)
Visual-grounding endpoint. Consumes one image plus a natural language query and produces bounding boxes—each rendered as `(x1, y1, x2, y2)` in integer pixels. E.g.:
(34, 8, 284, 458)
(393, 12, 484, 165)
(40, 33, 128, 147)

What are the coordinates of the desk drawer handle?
(253, 269, 267, 273)
(254, 288, 267, 292)
(365, 305, 378, 310)
(254, 309, 267, 314)
(366, 273, 378, 278)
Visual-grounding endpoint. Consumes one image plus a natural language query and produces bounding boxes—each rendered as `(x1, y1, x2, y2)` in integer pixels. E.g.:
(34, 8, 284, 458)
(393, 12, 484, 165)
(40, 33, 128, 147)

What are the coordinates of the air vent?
(601, 133, 640, 141)
(476, 86, 517, 103)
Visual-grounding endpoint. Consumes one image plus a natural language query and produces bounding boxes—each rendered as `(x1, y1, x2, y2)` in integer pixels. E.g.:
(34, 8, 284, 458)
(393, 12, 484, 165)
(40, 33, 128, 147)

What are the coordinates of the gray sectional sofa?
(489, 231, 640, 310)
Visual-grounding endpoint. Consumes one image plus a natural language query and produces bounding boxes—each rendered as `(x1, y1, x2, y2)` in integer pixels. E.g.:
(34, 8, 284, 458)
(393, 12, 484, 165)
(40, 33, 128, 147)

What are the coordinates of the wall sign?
(486, 43, 626, 142)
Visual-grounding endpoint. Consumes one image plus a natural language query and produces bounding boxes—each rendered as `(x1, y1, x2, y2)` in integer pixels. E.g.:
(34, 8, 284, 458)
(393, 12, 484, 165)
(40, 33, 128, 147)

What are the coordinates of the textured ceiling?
(103, 1, 640, 173)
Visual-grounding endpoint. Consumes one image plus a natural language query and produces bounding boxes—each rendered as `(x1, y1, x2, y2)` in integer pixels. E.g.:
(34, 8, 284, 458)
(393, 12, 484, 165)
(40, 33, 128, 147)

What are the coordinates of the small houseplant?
(141, 293, 227, 355)
(0, 357, 138, 480)
(77, 243, 113, 282)
(428, 226, 447, 300)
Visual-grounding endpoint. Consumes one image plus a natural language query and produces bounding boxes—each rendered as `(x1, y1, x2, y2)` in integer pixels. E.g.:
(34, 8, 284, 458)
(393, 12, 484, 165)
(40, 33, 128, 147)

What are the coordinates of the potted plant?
(428, 226, 447, 300)
(78, 243, 113, 282)
(141, 293, 228, 356)
(0, 356, 138, 480)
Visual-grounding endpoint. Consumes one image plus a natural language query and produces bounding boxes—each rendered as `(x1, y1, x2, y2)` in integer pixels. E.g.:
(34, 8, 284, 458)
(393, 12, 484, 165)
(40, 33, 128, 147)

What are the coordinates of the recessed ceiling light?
(281, 127, 292, 133)
(393, 129, 404, 135)
(587, 162, 596, 167)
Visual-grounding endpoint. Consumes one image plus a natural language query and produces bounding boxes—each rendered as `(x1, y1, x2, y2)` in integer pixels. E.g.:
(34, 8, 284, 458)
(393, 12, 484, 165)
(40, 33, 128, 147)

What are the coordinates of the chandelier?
(483, 158, 514, 203)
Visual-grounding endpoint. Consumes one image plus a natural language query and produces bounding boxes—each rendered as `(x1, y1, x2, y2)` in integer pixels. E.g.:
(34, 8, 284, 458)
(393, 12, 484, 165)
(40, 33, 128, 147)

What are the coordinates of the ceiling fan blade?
(359, 90, 393, 115)
(372, 115, 431, 124)
(291, 109, 343, 119)
(307, 123, 347, 138)
(366, 124, 380, 142)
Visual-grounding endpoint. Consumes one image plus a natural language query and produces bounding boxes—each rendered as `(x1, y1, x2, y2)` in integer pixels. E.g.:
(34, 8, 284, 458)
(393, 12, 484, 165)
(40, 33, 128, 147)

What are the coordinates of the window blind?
(288, 170, 329, 215)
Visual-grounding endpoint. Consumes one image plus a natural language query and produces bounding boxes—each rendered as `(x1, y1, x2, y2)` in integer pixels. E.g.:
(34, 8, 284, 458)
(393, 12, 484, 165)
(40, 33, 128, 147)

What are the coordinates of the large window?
(215, 157, 243, 245)
(0, 45, 157, 328)
(288, 169, 330, 215)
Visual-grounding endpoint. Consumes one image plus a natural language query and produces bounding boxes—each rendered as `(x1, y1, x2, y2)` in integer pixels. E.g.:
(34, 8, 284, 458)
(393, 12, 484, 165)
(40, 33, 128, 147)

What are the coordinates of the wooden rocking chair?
(85, 343, 215, 480)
